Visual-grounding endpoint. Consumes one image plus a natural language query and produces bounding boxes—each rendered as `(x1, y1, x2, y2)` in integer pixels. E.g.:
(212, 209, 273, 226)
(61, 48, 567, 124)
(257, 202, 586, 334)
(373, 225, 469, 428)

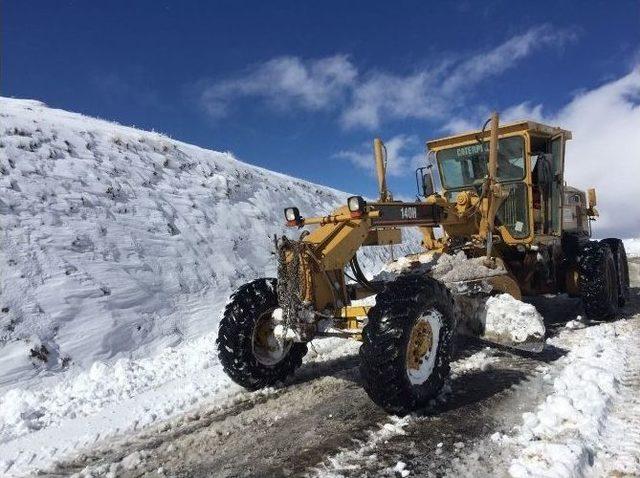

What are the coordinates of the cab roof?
(426, 120, 572, 151)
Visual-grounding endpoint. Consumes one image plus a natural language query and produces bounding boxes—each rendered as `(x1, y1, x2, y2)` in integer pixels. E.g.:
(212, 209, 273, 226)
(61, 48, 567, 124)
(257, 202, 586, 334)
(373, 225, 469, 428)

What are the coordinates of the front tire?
(578, 242, 620, 321)
(359, 275, 455, 415)
(217, 278, 307, 390)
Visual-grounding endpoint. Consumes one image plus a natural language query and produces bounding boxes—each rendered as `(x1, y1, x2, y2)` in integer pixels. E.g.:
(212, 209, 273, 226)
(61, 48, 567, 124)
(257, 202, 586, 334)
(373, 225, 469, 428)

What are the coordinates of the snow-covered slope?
(0, 97, 405, 391)
(624, 238, 640, 258)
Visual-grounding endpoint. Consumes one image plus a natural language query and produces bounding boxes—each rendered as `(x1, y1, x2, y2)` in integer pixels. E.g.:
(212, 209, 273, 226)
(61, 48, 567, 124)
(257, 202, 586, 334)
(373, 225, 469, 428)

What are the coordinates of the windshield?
(437, 136, 525, 189)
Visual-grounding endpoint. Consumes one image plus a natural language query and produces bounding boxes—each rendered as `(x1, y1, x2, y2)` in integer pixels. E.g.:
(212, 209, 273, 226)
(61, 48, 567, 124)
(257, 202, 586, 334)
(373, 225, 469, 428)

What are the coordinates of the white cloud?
(200, 55, 357, 117)
(340, 24, 573, 129)
(335, 134, 425, 178)
(442, 25, 575, 95)
(198, 25, 573, 128)
(339, 71, 440, 129)
(439, 117, 478, 134)
(500, 102, 545, 122)
(440, 102, 546, 135)
(555, 68, 640, 238)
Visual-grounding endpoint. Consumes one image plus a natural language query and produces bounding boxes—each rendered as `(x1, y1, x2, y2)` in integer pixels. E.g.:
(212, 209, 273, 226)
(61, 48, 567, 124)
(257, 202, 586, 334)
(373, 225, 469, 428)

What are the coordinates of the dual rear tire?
(578, 239, 629, 321)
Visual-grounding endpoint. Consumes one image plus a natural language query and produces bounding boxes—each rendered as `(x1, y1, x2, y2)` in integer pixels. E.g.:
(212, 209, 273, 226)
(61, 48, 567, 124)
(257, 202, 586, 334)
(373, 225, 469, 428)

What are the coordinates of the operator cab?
(427, 120, 573, 245)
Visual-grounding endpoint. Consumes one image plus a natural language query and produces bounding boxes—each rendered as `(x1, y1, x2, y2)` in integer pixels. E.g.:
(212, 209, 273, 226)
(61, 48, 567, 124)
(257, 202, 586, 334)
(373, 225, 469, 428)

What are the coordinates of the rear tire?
(359, 275, 455, 415)
(578, 242, 620, 321)
(217, 278, 307, 390)
(600, 238, 630, 306)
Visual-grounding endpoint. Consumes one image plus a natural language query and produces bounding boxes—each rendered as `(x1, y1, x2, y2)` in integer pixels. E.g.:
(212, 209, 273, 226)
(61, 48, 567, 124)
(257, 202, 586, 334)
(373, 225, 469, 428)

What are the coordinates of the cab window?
(437, 136, 525, 189)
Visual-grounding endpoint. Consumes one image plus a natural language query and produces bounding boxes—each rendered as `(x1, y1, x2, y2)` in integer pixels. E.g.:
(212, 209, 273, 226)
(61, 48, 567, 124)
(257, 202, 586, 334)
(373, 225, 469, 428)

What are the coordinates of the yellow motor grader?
(217, 113, 629, 414)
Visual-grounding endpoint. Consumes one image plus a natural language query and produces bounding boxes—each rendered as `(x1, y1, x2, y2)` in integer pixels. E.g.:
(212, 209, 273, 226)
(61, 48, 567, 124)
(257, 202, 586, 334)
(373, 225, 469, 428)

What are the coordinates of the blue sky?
(3, 1, 640, 219)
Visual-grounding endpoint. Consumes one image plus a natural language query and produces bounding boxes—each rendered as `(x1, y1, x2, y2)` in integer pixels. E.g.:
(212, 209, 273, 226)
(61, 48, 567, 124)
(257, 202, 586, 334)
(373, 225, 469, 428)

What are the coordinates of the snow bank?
(0, 97, 411, 392)
(507, 321, 637, 477)
(0, 330, 365, 475)
(0, 97, 421, 476)
(623, 238, 640, 257)
(0, 326, 228, 442)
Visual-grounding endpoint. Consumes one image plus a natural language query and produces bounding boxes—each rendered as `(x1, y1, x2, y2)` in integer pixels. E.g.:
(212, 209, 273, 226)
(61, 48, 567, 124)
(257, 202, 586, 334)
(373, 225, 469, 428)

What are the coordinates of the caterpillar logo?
(456, 144, 484, 157)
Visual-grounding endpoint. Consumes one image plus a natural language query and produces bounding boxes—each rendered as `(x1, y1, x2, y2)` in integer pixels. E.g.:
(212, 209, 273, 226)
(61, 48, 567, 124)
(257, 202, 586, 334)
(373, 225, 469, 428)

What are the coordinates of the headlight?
(347, 196, 366, 218)
(284, 207, 302, 226)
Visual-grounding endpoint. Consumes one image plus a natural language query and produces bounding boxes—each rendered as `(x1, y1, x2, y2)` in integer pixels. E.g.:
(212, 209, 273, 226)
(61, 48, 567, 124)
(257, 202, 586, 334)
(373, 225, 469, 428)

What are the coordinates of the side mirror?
(422, 172, 434, 197)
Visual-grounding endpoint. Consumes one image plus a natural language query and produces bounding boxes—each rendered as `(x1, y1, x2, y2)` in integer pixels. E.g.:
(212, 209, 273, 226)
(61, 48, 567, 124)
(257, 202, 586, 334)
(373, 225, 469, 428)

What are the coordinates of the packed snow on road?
(0, 98, 639, 477)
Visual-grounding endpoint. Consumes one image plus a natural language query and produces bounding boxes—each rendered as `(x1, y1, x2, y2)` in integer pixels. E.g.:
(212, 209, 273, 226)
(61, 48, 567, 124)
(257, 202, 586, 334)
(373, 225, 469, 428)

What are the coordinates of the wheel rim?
(252, 308, 292, 366)
(406, 309, 443, 385)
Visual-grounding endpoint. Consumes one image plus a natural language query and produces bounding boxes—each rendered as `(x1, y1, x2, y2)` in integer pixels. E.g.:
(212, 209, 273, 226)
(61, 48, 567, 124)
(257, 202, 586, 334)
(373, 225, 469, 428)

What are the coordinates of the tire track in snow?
(46, 337, 564, 478)
(313, 342, 562, 478)
(38, 285, 639, 478)
(440, 262, 640, 478)
(588, 296, 640, 476)
(48, 362, 388, 478)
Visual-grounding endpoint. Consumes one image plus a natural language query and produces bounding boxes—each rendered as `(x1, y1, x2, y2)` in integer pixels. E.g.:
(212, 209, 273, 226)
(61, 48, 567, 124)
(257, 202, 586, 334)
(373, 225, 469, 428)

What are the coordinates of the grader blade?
(446, 273, 546, 353)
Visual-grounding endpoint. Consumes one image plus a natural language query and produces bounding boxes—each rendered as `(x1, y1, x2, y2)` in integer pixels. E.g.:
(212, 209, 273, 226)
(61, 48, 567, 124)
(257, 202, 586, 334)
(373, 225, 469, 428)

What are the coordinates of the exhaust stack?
(485, 112, 500, 257)
(373, 138, 392, 202)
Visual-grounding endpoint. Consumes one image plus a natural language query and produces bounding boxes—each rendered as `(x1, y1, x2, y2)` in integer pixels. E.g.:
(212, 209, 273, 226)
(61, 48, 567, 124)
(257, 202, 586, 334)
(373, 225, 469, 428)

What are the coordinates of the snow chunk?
(565, 315, 588, 330)
(377, 251, 506, 284)
(482, 294, 545, 345)
(311, 416, 411, 476)
(431, 252, 505, 283)
(393, 461, 410, 477)
(451, 348, 497, 374)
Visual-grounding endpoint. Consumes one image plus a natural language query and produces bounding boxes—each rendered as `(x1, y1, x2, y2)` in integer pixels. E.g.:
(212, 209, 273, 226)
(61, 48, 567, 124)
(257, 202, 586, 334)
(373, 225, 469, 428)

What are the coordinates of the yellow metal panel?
(486, 274, 522, 300)
(363, 228, 402, 246)
(339, 305, 370, 318)
(426, 120, 571, 151)
(320, 219, 371, 269)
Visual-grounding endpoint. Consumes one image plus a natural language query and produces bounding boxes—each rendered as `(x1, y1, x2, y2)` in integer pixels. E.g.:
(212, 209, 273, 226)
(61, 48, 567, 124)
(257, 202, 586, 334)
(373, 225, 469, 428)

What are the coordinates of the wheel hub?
(406, 309, 442, 385)
(407, 320, 433, 371)
(252, 309, 291, 366)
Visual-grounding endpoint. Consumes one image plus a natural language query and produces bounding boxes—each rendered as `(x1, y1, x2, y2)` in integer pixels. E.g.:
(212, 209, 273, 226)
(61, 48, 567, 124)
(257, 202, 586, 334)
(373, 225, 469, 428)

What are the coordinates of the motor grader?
(217, 113, 629, 414)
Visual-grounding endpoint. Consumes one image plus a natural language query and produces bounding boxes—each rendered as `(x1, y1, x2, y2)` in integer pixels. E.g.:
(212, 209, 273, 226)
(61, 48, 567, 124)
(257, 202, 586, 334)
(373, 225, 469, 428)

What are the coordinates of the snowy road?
(43, 339, 558, 478)
(40, 259, 640, 478)
(3, 97, 639, 477)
